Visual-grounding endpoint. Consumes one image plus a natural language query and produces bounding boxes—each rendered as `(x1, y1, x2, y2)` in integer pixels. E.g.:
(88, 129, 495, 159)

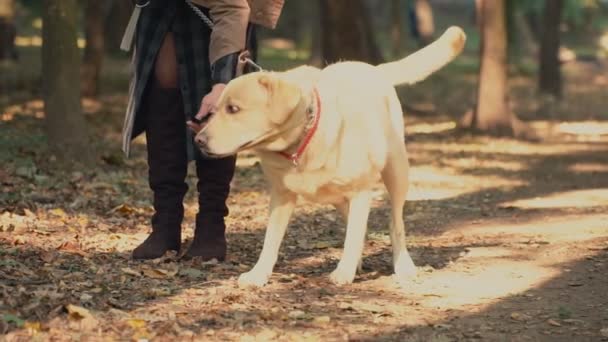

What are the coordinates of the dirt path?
(2, 95, 608, 341)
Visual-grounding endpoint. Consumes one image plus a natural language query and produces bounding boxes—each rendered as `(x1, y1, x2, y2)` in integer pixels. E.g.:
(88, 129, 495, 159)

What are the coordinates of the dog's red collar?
(278, 88, 321, 166)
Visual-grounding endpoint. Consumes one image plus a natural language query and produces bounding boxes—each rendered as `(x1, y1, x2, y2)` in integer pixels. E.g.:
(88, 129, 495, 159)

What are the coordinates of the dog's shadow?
(230, 206, 476, 282)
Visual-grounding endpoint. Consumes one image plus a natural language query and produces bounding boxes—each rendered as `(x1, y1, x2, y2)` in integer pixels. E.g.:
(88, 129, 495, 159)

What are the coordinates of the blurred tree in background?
(0, 0, 17, 61)
(465, 0, 519, 136)
(319, 0, 383, 64)
(539, 0, 564, 98)
(81, 0, 113, 97)
(42, 0, 92, 165)
(1, 0, 607, 165)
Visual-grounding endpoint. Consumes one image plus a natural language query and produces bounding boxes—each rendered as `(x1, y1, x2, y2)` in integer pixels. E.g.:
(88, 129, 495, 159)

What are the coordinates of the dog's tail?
(377, 26, 466, 87)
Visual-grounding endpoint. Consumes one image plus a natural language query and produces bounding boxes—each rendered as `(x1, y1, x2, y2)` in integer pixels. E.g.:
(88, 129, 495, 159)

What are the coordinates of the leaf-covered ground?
(2, 19, 608, 338)
(2, 88, 608, 341)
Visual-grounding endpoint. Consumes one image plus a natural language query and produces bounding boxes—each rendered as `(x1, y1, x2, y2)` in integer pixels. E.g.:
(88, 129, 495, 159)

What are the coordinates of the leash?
(121, 0, 265, 73)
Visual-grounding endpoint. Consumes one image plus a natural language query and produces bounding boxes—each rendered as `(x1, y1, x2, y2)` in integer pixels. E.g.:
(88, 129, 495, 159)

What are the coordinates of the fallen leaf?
(109, 203, 139, 216)
(434, 323, 453, 330)
(179, 267, 204, 278)
(144, 287, 172, 297)
(313, 241, 334, 249)
(49, 208, 68, 218)
(23, 209, 36, 218)
(57, 241, 89, 258)
(80, 293, 93, 302)
(288, 310, 306, 319)
(24, 321, 41, 332)
(510, 312, 531, 322)
(313, 315, 331, 324)
(66, 304, 98, 330)
(547, 319, 561, 327)
(141, 266, 178, 279)
(90, 287, 103, 294)
(126, 318, 147, 329)
(40, 251, 57, 263)
(338, 302, 352, 310)
(121, 267, 141, 277)
(350, 301, 385, 313)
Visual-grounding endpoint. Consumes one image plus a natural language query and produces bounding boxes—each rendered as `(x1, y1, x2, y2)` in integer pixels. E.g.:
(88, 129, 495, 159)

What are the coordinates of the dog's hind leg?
(382, 143, 417, 283)
(329, 191, 372, 285)
(238, 189, 297, 287)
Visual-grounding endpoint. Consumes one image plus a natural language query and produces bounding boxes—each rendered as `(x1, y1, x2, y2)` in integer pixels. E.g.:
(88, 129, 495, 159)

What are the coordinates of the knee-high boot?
(183, 154, 236, 261)
(132, 83, 188, 259)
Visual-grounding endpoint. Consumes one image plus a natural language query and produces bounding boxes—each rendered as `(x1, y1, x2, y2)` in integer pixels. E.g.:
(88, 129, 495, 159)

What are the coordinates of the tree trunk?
(390, 0, 404, 58)
(81, 0, 111, 97)
(0, 0, 17, 61)
(319, 0, 382, 64)
(309, 1, 323, 67)
(538, 0, 563, 98)
(472, 0, 512, 134)
(42, 0, 93, 164)
(414, 0, 434, 46)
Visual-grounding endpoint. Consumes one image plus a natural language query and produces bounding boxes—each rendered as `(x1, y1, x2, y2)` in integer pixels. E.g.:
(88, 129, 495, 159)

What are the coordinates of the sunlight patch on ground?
(441, 157, 526, 172)
(406, 121, 456, 134)
(501, 189, 608, 210)
(415, 141, 608, 156)
(555, 121, 608, 141)
(410, 260, 559, 309)
(407, 166, 524, 201)
(568, 162, 608, 173)
(399, 214, 608, 316)
(445, 214, 608, 244)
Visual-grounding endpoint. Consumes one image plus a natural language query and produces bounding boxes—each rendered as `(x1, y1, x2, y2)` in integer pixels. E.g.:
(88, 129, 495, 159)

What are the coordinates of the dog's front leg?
(329, 191, 372, 285)
(238, 189, 296, 288)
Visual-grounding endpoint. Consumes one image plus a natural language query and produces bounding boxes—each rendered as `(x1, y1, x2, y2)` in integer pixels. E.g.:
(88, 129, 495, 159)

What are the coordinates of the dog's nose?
(195, 134, 207, 147)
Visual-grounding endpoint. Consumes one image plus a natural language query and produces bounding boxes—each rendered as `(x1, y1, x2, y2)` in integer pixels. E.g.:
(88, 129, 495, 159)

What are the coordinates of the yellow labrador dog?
(192, 26, 466, 287)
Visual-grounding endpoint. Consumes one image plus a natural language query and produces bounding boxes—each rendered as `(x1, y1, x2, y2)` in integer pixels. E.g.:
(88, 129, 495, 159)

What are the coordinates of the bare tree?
(463, 0, 530, 137)
(413, 0, 434, 46)
(390, 0, 404, 57)
(319, 0, 382, 64)
(81, 0, 113, 97)
(538, 0, 564, 98)
(0, 0, 17, 61)
(42, 0, 93, 164)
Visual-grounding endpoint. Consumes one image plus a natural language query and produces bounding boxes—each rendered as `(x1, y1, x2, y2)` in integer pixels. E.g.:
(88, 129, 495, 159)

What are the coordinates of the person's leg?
(183, 154, 236, 260)
(133, 32, 189, 259)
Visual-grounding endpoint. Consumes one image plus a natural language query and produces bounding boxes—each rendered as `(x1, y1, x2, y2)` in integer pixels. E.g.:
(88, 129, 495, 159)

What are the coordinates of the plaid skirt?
(121, 1, 214, 159)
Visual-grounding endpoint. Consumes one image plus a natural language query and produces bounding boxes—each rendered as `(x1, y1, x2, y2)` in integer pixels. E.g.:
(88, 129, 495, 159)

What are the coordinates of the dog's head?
(192, 72, 303, 157)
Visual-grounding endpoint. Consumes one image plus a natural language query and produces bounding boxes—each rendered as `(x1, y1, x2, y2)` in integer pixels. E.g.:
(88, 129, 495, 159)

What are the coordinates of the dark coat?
(121, 1, 215, 158)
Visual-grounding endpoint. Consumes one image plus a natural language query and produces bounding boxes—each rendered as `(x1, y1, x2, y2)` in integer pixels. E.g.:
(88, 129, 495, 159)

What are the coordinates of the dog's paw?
(393, 252, 417, 283)
(329, 268, 356, 285)
(238, 271, 270, 288)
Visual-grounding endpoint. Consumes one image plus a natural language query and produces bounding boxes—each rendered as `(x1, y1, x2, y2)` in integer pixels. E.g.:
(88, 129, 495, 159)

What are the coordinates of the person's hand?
(187, 83, 226, 133)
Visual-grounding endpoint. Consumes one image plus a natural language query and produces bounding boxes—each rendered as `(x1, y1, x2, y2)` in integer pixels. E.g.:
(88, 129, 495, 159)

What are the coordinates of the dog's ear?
(258, 74, 302, 125)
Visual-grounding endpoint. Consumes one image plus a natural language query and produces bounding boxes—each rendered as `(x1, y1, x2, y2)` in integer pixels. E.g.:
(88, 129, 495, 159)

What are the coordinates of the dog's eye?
(226, 104, 240, 114)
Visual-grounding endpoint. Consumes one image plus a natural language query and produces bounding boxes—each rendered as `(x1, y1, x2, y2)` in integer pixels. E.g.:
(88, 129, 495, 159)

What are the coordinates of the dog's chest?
(281, 168, 380, 204)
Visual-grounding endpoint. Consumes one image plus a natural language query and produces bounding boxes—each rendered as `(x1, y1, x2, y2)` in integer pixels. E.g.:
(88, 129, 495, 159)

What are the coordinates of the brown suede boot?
(132, 84, 188, 260)
(183, 154, 236, 261)
(183, 215, 227, 261)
